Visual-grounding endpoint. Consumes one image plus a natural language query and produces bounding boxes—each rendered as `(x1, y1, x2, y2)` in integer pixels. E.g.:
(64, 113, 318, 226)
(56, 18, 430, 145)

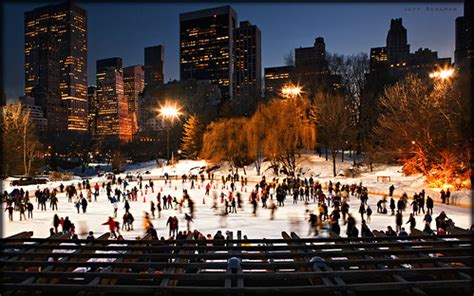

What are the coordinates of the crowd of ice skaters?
(2, 172, 472, 241)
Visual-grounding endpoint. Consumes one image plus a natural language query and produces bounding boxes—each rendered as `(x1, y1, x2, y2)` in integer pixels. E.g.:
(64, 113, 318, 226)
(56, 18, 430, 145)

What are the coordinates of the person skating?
(411, 198, 418, 216)
(440, 189, 446, 204)
(81, 197, 88, 214)
(366, 205, 372, 223)
(53, 214, 60, 233)
(346, 214, 358, 238)
(395, 210, 403, 233)
(63, 217, 72, 234)
(308, 212, 319, 236)
(426, 196, 434, 215)
(102, 217, 118, 238)
(268, 199, 277, 220)
(185, 213, 193, 231)
(124, 200, 130, 213)
(75, 199, 81, 214)
(358, 203, 366, 221)
(26, 201, 33, 219)
(406, 213, 416, 232)
(18, 203, 26, 221)
(389, 184, 395, 197)
(389, 197, 396, 215)
(423, 212, 432, 227)
(150, 201, 156, 218)
(5, 203, 14, 221)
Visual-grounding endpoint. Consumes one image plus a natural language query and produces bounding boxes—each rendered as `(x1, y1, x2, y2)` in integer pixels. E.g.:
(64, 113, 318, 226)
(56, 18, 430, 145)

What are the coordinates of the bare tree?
(2, 103, 41, 176)
(314, 91, 352, 177)
(327, 52, 369, 160)
(374, 74, 471, 187)
(284, 50, 295, 67)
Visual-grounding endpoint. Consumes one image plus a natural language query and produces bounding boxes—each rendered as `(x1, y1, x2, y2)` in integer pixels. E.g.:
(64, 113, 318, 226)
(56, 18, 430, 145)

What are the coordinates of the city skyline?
(3, 1, 463, 102)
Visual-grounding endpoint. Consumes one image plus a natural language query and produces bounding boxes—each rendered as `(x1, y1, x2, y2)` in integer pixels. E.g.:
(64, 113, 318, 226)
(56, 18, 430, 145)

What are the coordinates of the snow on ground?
(2, 155, 472, 239)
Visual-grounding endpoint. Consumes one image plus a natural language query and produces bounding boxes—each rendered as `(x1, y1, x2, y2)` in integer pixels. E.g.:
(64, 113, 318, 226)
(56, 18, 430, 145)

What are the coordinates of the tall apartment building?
(25, 1, 88, 134)
(295, 37, 329, 77)
(95, 58, 132, 143)
(386, 18, 410, 67)
(455, 0, 472, 71)
(233, 21, 262, 115)
(123, 65, 145, 136)
(180, 6, 237, 99)
(87, 86, 97, 135)
(144, 45, 164, 87)
(369, 18, 451, 76)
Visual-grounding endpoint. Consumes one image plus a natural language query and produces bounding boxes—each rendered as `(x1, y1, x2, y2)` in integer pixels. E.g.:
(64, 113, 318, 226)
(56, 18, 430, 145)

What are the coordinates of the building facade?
(124, 65, 145, 136)
(455, 0, 472, 71)
(19, 95, 48, 135)
(25, 1, 88, 134)
(87, 86, 97, 135)
(386, 18, 410, 67)
(180, 6, 237, 99)
(294, 37, 329, 78)
(95, 58, 132, 143)
(369, 47, 388, 72)
(144, 45, 164, 87)
(233, 21, 262, 115)
(264, 66, 294, 98)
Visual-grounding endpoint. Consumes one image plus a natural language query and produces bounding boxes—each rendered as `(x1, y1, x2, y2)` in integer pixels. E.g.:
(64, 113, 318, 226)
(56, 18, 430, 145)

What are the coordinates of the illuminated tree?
(374, 74, 471, 188)
(180, 114, 204, 159)
(1, 103, 41, 176)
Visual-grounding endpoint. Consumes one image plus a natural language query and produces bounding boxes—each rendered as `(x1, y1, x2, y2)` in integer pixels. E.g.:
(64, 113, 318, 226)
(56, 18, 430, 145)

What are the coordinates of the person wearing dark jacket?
(406, 213, 416, 232)
(53, 214, 60, 233)
(81, 198, 88, 213)
(27, 201, 34, 218)
(389, 197, 396, 215)
(395, 211, 403, 232)
(426, 196, 434, 214)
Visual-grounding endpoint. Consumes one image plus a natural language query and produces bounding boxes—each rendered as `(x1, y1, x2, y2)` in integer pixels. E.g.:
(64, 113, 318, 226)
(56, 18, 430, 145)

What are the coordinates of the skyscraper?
(455, 0, 472, 71)
(25, 1, 88, 134)
(233, 20, 262, 115)
(180, 6, 237, 99)
(95, 58, 132, 143)
(124, 65, 145, 136)
(386, 18, 410, 67)
(87, 86, 97, 135)
(295, 37, 329, 76)
(144, 45, 164, 87)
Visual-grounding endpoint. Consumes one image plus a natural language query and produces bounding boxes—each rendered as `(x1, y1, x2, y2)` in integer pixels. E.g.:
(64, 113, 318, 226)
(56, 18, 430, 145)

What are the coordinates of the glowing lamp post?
(429, 68, 454, 80)
(281, 84, 302, 98)
(158, 103, 182, 162)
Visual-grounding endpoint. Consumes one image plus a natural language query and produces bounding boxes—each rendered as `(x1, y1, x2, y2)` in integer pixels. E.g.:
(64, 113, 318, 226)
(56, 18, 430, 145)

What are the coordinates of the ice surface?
(2, 155, 472, 239)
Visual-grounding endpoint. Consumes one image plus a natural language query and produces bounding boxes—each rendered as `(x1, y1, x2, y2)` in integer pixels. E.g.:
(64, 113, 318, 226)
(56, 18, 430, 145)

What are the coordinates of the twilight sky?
(2, 1, 463, 102)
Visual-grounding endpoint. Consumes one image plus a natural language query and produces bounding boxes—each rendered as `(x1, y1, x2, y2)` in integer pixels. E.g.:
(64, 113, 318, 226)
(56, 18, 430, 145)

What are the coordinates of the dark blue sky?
(2, 2, 463, 102)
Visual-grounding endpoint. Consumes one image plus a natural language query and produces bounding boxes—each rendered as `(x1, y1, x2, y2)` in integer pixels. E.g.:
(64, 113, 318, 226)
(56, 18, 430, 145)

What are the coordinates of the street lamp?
(429, 67, 455, 80)
(158, 102, 182, 162)
(281, 84, 302, 98)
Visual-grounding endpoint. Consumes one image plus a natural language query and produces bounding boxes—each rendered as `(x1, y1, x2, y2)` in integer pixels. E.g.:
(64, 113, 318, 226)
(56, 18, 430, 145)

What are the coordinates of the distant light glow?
(429, 67, 454, 80)
(281, 84, 302, 97)
(158, 102, 182, 122)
